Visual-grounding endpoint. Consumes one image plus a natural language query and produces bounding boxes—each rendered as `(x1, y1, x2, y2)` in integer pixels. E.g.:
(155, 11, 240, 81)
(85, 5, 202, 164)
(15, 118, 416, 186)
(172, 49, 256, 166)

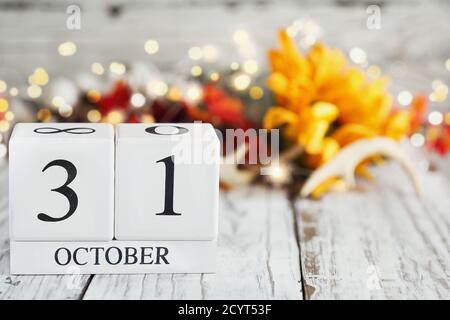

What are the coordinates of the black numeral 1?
(156, 155, 181, 216)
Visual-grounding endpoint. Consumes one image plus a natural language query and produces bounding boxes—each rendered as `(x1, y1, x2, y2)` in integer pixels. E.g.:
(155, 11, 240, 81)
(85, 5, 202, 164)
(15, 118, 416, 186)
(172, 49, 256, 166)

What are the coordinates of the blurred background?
(0, 0, 448, 86)
(0, 0, 449, 173)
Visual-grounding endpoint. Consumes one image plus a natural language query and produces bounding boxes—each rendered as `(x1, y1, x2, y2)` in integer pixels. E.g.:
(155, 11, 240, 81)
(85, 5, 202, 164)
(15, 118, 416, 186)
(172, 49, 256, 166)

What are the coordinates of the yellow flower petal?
(299, 120, 330, 154)
(310, 101, 339, 122)
(383, 110, 410, 141)
(306, 137, 340, 168)
(310, 176, 346, 199)
(309, 44, 346, 89)
(263, 107, 298, 129)
(267, 72, 288, 97)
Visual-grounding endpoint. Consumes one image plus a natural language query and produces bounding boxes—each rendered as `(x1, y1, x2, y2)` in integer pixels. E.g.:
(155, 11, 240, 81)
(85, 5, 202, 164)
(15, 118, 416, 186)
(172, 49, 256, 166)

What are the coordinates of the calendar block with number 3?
(9, 123, 114, 241)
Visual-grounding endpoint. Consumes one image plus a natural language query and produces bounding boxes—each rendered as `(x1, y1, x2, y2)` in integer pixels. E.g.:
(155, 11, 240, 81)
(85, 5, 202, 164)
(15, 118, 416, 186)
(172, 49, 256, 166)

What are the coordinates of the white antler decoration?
(220, 143, 257, 187)
(300, 137, 422, 197)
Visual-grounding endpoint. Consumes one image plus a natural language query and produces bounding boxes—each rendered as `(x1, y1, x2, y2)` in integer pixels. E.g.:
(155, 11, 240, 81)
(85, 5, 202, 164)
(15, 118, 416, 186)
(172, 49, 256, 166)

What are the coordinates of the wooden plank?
(83, 187, 302, 299)
(0, 166, 92, 300)
(294, 161, 450, 299)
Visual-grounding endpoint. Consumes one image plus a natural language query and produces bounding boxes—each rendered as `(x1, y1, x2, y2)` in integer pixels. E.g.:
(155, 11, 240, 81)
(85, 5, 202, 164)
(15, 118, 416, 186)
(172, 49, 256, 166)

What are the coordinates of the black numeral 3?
(37, 159, 78, 222)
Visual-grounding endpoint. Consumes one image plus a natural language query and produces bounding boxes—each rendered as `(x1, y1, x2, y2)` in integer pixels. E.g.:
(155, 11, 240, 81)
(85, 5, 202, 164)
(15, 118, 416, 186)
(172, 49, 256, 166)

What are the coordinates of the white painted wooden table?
(0, 159, 449, 299)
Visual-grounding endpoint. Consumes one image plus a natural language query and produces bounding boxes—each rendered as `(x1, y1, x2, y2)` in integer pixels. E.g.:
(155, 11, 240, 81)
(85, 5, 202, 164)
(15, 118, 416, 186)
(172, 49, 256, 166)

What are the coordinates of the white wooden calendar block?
(10, 240, 216, 274)
(115, 123, 220, 240)
(9, 123, 114, 241)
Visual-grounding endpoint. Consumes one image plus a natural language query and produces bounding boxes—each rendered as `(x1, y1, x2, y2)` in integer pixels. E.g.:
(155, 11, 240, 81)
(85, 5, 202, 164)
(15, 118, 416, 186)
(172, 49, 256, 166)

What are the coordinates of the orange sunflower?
(264, 30, 411, 169)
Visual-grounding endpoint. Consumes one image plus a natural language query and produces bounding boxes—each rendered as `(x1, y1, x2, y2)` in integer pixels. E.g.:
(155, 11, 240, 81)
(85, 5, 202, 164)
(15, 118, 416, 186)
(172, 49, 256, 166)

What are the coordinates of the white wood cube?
(9, 123, 114, 241)
(115, 123, 220, 240)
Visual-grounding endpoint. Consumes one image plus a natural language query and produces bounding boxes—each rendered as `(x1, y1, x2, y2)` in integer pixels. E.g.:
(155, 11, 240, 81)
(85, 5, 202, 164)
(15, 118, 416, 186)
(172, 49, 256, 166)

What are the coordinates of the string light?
(87, 89, 102, 103)
(0, 98, 8, 112)
(410, 133, 425, 147)
(286, 25, 298, 38)
(58, 41, 77, 56)
(142, 114, 155, 123)
(0, 80, 6, 93)
(300, 35, 317, 48)
(188, 46, 203, 60)
(428, 111, 443, 125)
(0, 120, 9, 133)
(105, 110, 124, 124)
(167, 86, 182, 101)
(397, 90, 413, 106)
(184, 83, 203, 104)
(267, 164, 290, 185)
(233, 29, 249, 45)
(59, 104, 73, 118)
(432, 79, 445, 91)
(429, 79, 448, 102)
(29, 68, 49, 86)
(243, 59, 258, 74)
(130, 93, 146, 107)
(233, 73, 251, 91)
(271, 166, 283, 177)
(446, 59, 450, 72)
(209, 72, 219, 81)
(146, 80, 168, 97)
(4, 111, 14, 121)
(349, 47, 367, 65)
(27, 85, 42, 98)
(9, 87, 18, 96)
(190, 65, 202, 77)
(91, 63, 105, 75)
(109, 62, 126, 75)
(52, 96, 65, 108)
(87, 109, 101, 123)
(249, 86, 264, 100)
(367, 65, 381, 79)
(293, 19, 305, 28)
(144, 39, 159, 55)
(37, 108, 52, 122)
(230, 62, 240, 71)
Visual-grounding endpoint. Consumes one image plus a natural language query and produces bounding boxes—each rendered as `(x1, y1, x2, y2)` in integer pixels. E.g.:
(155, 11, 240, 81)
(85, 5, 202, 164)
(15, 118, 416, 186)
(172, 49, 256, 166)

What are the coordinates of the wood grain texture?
(82, 187, 302, 299)
(294, 162, 450, 300)
(0, 164, 92, 300)
(0, 159, 449, 299)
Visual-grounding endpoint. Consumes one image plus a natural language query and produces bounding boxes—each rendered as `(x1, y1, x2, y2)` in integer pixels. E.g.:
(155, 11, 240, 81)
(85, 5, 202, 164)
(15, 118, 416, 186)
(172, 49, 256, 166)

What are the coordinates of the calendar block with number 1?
(115, 123, 220, 240)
